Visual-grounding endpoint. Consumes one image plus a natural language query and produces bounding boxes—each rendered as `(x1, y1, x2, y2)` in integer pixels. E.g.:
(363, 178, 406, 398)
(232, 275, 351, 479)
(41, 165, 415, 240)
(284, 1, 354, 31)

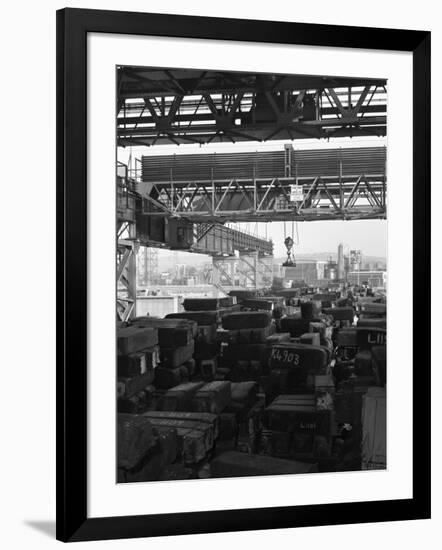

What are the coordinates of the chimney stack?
(337, 243, 344, 280)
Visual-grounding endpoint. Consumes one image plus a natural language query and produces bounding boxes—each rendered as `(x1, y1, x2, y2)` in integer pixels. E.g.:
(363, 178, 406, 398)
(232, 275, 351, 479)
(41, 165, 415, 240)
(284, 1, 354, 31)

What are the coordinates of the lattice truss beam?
(117, 67, 387, 146)
(192, 222, 273, 256)
(211, 253, 273, 289)
(117, 227, 137, 321)
(137, 174, 386, 223)
(137, 145, 386, 222)
(137, 246, 159, 286)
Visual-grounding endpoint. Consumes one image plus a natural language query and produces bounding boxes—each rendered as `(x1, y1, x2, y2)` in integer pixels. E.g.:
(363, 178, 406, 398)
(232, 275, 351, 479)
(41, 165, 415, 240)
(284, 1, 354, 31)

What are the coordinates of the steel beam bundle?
(117, 67, 387, 146)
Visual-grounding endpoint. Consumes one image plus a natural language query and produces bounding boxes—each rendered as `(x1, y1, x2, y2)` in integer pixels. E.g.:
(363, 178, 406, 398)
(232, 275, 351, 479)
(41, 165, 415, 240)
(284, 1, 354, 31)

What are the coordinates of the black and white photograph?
(116, 67, 388, 483)
(0, 0, 437, 546)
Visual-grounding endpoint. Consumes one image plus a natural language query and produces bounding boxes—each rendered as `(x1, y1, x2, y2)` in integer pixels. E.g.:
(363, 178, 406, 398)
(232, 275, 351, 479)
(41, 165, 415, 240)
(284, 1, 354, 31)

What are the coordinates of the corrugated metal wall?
(292, 147, 386, 178)
(141, 150, 286, 181)
(141, 146, 386, 182)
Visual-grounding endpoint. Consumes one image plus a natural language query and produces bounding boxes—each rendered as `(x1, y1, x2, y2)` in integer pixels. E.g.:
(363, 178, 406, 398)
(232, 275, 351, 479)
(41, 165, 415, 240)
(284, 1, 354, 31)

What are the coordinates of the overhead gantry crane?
(116, 163, 274, 320)
(116, 67, 387, 320)
(117, 68, 387, 146)
(137, 145, 386, 223)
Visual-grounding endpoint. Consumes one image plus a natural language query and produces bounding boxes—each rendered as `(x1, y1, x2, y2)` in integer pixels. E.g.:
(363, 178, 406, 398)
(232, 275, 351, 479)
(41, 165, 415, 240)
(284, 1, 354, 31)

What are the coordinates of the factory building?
(283, 260, 327, 285)
(347, 270, 387, 289)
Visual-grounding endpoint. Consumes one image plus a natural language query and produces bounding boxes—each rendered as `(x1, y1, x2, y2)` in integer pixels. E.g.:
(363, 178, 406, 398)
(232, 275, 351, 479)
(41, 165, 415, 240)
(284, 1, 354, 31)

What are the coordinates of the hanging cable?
(293, 220, 299, 245)
(282, 219, 296, 267)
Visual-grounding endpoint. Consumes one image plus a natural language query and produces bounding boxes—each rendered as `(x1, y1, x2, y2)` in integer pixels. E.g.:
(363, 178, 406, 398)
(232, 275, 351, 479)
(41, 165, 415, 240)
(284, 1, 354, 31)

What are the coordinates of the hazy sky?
(118, 136, 387, 260)
(239, 219, 386, 258)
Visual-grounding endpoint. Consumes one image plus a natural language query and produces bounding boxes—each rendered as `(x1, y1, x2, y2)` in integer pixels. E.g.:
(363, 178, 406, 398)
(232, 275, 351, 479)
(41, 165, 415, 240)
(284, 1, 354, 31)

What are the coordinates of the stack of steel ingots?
(221, 311, 278, 382)
(117, 284, 387, 481)
(221, 381, 265, 454)
(261, 391, 334, 461)
(240, 296, 287, 319)
(166, 296, 240, 381)
(308, 290, 356, 331)
(117, 325, 160, 414)
(263, 342, 332, 398)
(357, 298, 387, 320)
(280, 291, 339, 352)
(227, 289, 261, 303)
(141, 410, 220, 466)
(117, 379, 271, 479)
(145, 381, 232, 467)
(266, 289, 301, 316)
(334, 326, 386, 384)
(259, 340, 336, 470)
(312, 292, 340, 309)
(332, 345, 386, 470)
(181, 296, 240, 318)
(254, 293, 338, 470)
(118, 383, 228, 477)
(331, 291, 387, 471)
(117, 413, 185, 482)
(118, 412, 211, 480)
(233, 292, 292, 324)
(131, 317, 198, 391)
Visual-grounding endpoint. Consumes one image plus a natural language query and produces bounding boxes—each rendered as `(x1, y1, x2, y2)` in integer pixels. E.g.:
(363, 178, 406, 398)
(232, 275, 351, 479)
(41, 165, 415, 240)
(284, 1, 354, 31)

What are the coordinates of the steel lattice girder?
(138, 174, 386, 223)
(136, 145, 387, 222)
(210, 255, 272, 289)
(192, 223, 273, 256)
(211, 257, 237, 287)
(117, 67, 387, 145)
(117, 239, 137, 321)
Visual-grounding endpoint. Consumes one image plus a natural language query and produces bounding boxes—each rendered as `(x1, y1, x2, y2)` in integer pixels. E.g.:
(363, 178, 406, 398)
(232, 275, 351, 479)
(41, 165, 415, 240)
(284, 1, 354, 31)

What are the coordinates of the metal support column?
(238, 250, 264, 289)
(258, 255, 274, 287)
(212, 256, 237, 290)
(117, 237, 138, 321)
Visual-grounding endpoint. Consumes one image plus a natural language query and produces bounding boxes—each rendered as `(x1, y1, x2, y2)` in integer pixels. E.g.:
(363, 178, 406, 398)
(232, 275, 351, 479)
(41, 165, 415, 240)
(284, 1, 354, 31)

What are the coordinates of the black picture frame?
(56, 7, 431, 542)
